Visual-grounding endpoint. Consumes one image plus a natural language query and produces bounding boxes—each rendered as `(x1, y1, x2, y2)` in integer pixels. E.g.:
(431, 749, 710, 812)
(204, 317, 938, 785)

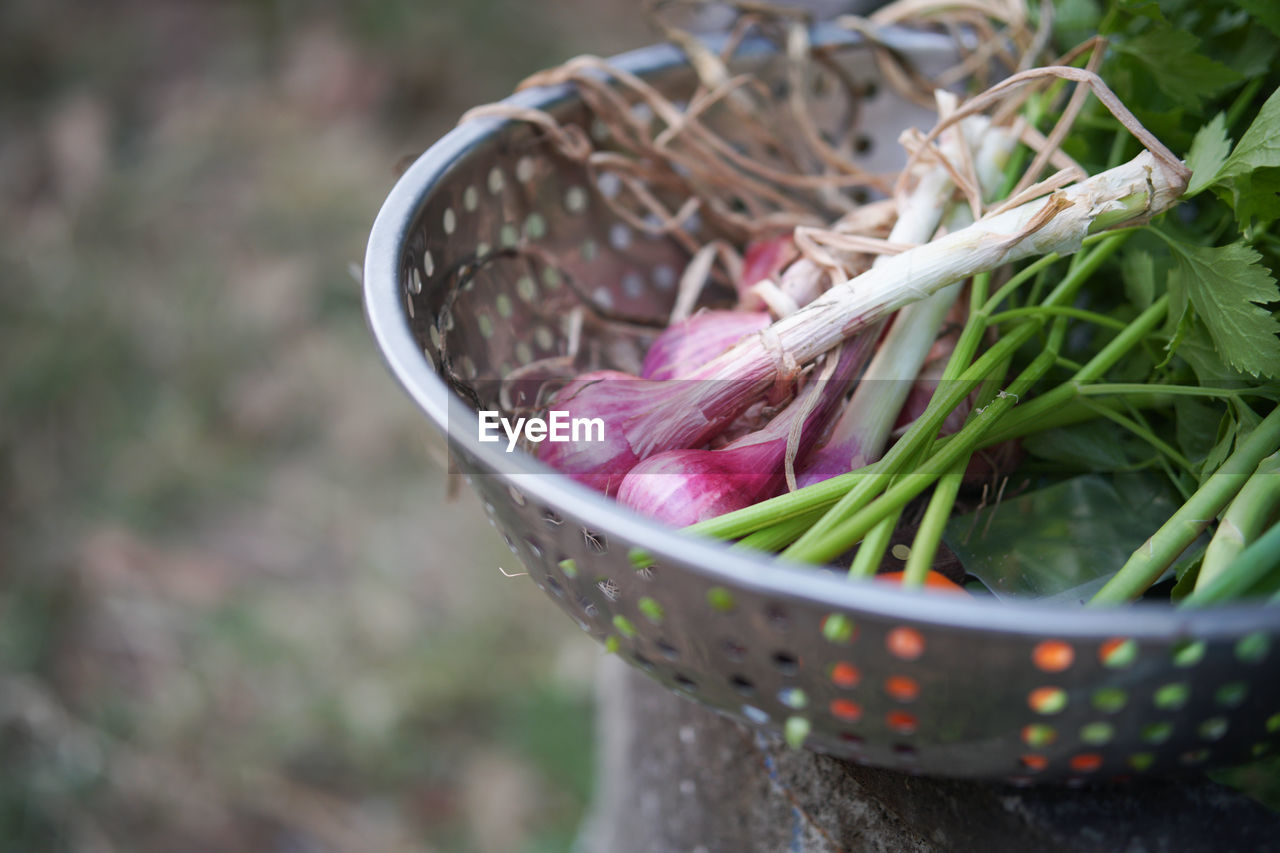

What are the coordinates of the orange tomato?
(874, 570, 968, 594)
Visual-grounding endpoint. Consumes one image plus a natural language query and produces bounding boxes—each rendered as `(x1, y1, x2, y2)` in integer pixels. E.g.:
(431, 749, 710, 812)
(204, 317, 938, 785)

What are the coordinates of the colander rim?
(363, 22, 1280, 642)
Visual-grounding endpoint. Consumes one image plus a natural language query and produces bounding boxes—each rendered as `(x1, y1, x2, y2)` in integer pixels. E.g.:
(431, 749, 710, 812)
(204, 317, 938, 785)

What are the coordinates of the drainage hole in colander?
(829, 662, 860, 688)
(1080, 721, 1114, 746)
(1172, 638, 1207, 667)
(596, 171, 620, 198)
(632, 653, 655, 672)
(820, 613, 857, 645)
(1028, 687, 1067, 715)
(763, 602, 789, 632)
(1153, 682, 1190, 711)
(1092, 687, 1128, 713)
(655, 638, 680, 660)
(771, 651, 799, 675)
(1141, 721, 1174, 745)
(523, 212, 547, 241)
(886, 711, 917, 735)
(544, 575, 564, 597)
(673, 674, 698, 693)
(637, 596, 664, 624)
(487, 165, 505, 195)
(892, 744, 917, 761)
(729, 675, 754, 695)
(582, 528, 608, 554)
(1032, 640, 1074, 673)
(515, 154, 535, 184)
(884, 675, 919, 703)
(609, 222, 632, 250)
(596, 578, 620, 601)
(778, 688, 807, 710)
(830, 699, 862, 722)
(1199, 716, 1229, 741)
(651, 263, 675, 290)
(1100, 637, 1138, 668)
(621, 270, 646, 299)
(564, 185, 588, 213)
(1236, 631, 1271, 663)
(1215, 682, 1248, 707)
(886, 627, 924, 660)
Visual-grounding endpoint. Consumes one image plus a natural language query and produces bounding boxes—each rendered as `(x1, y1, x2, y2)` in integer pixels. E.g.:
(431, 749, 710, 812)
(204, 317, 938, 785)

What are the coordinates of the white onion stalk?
(801, 116, 1019, 482)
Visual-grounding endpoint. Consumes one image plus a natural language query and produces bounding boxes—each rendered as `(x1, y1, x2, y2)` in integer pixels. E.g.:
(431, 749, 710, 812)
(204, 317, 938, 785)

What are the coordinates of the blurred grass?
(0, 0, 641, 850)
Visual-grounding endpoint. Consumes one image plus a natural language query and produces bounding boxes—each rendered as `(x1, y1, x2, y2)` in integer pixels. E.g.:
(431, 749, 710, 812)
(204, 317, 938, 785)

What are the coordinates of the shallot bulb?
(534, 370, 644, 495)
(641, 310, 771, 381)
(617, 337, 873, 525)
(736, 235, 797, 308)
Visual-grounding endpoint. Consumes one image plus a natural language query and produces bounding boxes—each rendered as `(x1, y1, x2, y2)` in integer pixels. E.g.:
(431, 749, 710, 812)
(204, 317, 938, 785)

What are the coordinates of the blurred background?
(0, 1, 643, 850)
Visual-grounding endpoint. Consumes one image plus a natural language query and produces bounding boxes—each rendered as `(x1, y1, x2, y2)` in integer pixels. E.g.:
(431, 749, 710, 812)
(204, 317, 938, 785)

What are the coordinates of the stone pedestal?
(581, 656, 1280, 853)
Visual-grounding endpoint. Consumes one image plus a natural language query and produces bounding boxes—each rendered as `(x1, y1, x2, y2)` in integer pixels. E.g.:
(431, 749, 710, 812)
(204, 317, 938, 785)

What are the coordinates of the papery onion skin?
(615, 441, 782, 525)
(619, 336, 874, 525)
(641, 310, 771, 381)
(534, 370, 644, 495)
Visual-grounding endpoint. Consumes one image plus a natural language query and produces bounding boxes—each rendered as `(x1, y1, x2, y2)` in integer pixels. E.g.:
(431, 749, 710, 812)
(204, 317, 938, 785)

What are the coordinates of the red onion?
(534, 370, 645, 495)
(640, 310, 772, 381)
(616, 337, 873, 525)
(737, 235, 796, 302)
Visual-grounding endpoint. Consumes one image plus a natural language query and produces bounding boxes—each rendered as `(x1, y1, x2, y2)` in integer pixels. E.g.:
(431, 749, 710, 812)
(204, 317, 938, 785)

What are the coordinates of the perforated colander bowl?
(364, 24, 1280, 782)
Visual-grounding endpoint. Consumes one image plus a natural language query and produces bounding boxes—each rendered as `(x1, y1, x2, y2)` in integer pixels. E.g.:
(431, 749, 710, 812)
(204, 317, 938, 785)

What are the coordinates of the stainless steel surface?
(364, 24, 1280, 781)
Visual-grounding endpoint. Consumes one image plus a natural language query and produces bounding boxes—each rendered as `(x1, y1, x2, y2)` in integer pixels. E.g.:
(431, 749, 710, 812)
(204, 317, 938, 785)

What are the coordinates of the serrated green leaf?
(1221, 85, 1280, 180)
(1186, 113, 1232, 196)
(1176, 319, 1251, 385)
(1167, 241, 1280, 378)
(1122, 250, 1157, 309)
(1233, 0, 1280, 40)
(1115, 28, 1241, 109)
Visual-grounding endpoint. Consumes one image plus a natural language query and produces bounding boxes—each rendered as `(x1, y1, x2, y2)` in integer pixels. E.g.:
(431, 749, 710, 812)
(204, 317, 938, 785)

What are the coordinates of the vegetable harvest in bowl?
(466, 0, 1280, 609)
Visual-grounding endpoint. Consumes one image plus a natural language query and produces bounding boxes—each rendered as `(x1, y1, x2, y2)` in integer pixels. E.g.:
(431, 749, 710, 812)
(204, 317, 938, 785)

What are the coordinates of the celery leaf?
(1114, 28, 1241, 109)
(1167, 241, 1280, 378)
(1185, 113, 1232, 196)
(1221, 85, 1280, 180)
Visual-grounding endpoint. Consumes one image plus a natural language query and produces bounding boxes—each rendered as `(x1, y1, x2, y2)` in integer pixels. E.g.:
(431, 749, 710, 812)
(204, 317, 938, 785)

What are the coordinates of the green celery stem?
(1194, 451, 1280, 592)
(849, 510, 900, 579)
(902, 461, 965, 586)
(1092, 406, 1280, 605)
(785, 346, 1060, 564)
(1184, 521, 1280, 606)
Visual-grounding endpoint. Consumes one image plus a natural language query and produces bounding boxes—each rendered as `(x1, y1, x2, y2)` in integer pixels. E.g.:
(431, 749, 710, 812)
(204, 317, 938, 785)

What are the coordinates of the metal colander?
(364, 24, 1280, 782)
